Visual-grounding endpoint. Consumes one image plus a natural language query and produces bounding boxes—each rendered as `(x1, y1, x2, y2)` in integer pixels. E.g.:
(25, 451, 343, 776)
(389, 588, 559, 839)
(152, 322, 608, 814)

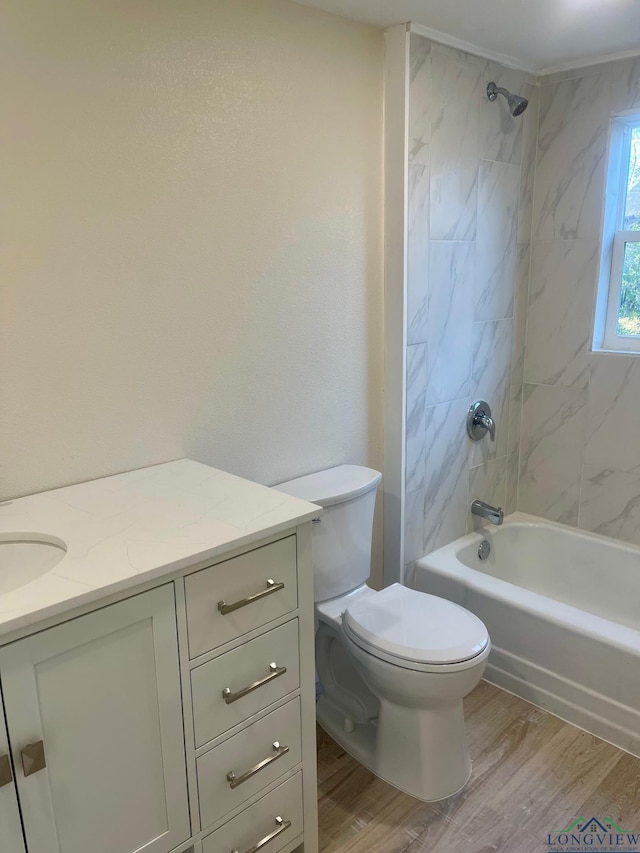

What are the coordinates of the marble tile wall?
(404, 34, 537, 576)
(519, 57, 640, 546)
(403, 38, 640, 568)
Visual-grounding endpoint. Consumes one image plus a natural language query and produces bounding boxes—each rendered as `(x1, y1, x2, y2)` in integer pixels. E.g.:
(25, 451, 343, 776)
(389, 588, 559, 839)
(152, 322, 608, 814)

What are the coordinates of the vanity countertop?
(0, 459, 319, 638)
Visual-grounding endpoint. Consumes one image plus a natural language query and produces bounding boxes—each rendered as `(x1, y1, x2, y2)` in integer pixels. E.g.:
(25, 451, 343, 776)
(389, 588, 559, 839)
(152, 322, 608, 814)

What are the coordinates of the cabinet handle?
(0, 754, 13, 788)
(218, 579, 285, 615)
(226, 741, 290, 789)
(231, 816, 292, 853)
(222, 662, 287, 704)
(21, 741, 46, 777)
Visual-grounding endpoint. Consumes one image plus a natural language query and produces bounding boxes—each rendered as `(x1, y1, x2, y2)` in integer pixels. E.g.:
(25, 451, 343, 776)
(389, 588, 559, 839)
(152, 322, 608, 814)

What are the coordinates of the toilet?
(276, 464, 490, 802)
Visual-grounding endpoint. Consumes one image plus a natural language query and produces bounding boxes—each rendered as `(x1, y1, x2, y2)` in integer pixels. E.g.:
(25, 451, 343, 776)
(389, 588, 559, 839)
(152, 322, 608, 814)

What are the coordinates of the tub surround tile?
(511, 243, 531, 390)
(475, 161, 520, 322)
(404, 43, 640, 558)
(424, 242, 474, 406)
(470, 319, 513, 466)
(585, 354, 640, 474)
(479, 63, 525, 166)
(402, 560, 418, 588)
(468, 456, 507, 532)
(542, 61, 620, 87)
(432, 41, 485, 71)
(519, 384, 588, 526)
(430, 46, 480, 241)
(506, 382, 523, 514)
(510, 63, 640, 545)
(422, 398, 471, 554)
(533, 75, 609, 242)
(409, 34, 431, 166)
(406, 344, 427, 493)
(579, 465, 640, 546)
(404, 488, 426, 565)
(611, 56, 640, 113)
(524, 240, 597, 390)
(403, 36, 537, 562)
(407, 163, 431, 345)
(518, 83, 539, 245)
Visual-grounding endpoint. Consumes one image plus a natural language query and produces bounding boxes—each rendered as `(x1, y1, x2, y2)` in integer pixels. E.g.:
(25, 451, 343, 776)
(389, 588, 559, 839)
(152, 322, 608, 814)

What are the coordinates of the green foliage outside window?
(617, 127, 640, 336)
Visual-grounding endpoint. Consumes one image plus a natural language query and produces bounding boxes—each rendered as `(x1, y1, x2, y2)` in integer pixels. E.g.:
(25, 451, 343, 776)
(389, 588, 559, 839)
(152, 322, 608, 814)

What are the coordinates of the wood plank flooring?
(317, 681, 640, 852)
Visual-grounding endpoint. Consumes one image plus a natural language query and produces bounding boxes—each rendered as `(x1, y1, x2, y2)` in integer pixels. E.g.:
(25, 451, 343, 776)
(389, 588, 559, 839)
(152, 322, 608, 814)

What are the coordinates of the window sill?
(592, 346, 640, 356)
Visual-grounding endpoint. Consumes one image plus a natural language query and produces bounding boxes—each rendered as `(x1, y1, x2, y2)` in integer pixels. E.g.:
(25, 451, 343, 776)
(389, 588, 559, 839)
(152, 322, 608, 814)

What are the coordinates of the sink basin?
(0, 534, 67, 595)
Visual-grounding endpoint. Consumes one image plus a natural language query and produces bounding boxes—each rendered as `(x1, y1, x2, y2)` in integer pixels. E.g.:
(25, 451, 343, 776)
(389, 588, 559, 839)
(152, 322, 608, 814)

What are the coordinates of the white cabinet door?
(0, 585, 190, 853)
(0, 692, 25, 853)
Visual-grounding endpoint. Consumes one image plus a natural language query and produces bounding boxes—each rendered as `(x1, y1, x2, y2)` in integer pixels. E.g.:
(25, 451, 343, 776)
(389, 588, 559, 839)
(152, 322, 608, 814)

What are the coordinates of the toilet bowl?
(275, 465, 490, 802)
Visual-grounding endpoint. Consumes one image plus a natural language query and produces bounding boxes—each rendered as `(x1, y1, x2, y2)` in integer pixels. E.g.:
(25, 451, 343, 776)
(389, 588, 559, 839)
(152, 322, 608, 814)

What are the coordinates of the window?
(596, 115, 640, 352)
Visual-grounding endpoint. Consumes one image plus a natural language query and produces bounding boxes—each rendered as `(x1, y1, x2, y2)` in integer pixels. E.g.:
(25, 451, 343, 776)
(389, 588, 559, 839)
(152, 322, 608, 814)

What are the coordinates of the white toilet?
(276, 464, 490, 802)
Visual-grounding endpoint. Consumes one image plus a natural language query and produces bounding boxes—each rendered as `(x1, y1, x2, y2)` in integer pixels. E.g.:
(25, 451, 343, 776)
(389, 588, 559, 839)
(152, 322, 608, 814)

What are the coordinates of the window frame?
(603, 230, 640, 351)
(596, 114, 640, 353)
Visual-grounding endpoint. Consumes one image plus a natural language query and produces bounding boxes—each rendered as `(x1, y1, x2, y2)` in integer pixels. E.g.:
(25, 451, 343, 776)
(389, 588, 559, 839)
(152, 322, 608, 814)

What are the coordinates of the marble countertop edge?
(0, 514, 318, 642)
(0, 459, 321, 641)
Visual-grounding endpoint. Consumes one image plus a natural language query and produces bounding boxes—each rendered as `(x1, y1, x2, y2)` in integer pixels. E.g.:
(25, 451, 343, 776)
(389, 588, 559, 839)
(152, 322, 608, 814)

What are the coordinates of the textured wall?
(403, 34, 537, 573)
(519, 57, 640, 544)
(0, 0, 384, 575)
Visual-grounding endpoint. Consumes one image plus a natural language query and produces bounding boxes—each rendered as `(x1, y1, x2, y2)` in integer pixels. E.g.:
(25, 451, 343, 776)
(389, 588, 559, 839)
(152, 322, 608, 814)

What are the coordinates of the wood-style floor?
(317, 681, 640, 852)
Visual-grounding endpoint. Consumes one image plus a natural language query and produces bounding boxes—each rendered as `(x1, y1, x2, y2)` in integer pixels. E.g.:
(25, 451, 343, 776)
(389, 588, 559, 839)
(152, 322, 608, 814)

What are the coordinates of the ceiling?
(295, 0, 640, 73)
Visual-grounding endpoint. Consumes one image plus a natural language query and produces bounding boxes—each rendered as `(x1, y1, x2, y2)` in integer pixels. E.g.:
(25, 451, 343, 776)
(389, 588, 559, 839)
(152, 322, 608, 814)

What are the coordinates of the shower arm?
(487, 83, 510, 102)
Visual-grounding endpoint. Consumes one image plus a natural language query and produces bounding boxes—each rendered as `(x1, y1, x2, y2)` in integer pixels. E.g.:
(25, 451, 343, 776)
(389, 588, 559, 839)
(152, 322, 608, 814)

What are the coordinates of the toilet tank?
(275, 465, 382, 603)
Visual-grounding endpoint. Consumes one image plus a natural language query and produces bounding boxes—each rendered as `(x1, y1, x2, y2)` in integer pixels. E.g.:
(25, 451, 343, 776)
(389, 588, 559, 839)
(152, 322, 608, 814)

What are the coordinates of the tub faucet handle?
(467, 401, 496, 442)
(477, 412, 495, 441)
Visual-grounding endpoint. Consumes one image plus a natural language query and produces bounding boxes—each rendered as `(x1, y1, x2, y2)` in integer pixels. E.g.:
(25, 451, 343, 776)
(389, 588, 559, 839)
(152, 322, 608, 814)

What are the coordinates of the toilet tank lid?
(275, 465, 382, 508)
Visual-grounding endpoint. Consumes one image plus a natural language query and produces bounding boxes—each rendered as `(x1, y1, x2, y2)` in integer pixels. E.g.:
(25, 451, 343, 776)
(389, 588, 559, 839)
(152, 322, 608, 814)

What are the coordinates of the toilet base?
(317, 693, 472, 802)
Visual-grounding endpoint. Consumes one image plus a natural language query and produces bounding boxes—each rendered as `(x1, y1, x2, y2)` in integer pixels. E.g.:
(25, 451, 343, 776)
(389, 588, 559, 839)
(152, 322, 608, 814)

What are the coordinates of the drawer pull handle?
(226, 741, 290, 789)
(231, 815, 292, 853)
(218, 579, 285, 616)
(222, 662, 287, 704)
(0, 754, 13, 788)
(21, 741, 46, 777)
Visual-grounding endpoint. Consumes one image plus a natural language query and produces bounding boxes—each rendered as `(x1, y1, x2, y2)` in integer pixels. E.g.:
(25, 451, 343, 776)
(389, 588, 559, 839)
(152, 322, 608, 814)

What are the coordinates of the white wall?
(1, 0, 384, 573)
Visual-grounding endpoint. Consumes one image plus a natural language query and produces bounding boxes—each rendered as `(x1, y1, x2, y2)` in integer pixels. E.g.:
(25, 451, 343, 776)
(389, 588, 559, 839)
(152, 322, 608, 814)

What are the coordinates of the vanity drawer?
(202, 772, 303, 853)
(191, 619, 300, 747)
(198, 697, 301, 830)
(185, 535, 298, 659)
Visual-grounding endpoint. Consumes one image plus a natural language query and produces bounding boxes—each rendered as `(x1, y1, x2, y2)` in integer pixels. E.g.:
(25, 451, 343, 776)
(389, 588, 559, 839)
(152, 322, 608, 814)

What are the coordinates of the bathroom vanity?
(0, 460, 320, 853)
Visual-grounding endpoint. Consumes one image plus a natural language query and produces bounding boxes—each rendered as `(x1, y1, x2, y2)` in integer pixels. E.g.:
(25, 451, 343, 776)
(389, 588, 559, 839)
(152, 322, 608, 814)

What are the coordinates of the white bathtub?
(414, 512, 640, 757)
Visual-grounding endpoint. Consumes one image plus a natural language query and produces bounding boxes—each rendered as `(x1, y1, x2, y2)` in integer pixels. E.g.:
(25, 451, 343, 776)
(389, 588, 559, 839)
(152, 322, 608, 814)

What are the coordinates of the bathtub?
(414, 513, 640, 757)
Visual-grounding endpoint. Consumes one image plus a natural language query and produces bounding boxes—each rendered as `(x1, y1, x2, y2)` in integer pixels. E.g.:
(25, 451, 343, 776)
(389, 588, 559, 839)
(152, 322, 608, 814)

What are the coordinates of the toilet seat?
(343, 583, 489, 673)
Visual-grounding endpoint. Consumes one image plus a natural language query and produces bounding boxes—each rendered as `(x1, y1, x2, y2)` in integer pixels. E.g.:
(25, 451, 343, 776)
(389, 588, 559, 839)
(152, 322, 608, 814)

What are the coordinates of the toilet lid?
(344, 583, 489, 665)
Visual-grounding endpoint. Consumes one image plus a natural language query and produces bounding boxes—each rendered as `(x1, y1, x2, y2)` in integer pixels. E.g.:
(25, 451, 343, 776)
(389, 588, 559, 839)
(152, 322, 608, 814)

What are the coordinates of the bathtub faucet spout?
(471, 499, 504, 526)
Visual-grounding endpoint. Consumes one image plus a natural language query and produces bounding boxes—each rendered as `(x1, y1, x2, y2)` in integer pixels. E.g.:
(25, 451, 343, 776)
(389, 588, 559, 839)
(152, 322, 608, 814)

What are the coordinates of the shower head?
(487, 82, 528, 117)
